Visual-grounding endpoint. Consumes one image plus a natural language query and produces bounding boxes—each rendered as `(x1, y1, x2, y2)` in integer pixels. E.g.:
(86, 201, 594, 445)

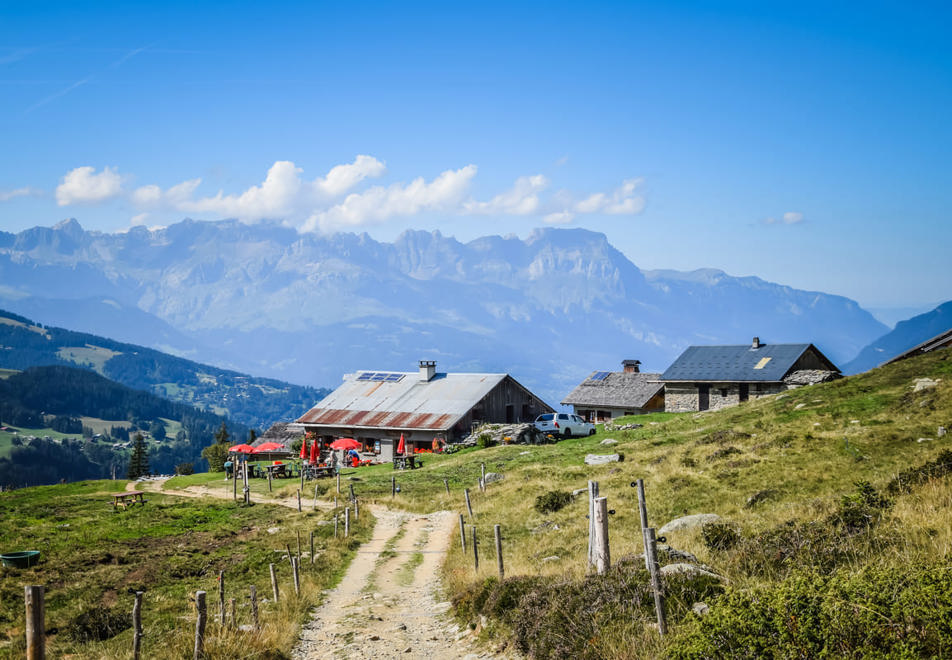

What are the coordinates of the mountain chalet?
(296, 361, 553, 460)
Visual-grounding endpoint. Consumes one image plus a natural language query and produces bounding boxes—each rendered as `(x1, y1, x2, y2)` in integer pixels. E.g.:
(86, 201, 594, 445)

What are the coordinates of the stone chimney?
(752, 337, 761, 349)
(419, 360, 436, 382)
(622, 359, 641, 373)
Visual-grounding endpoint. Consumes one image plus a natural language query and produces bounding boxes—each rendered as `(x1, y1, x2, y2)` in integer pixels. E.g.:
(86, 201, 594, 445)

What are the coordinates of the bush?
(669, 562, 952, 659)
(887, 449, 952, 494)
(534, 490, 572, 514)
(65, 605, 130, 642)
(476, 433, 495, 449)
(701, 521, 740, 552)
(175, 462, 195, 475)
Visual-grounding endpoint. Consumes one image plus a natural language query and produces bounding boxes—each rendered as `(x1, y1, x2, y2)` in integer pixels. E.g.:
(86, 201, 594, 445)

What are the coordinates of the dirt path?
(292, 509, 512, 660)
(132, 479, 514, 659)
(130, 477, 326, 510)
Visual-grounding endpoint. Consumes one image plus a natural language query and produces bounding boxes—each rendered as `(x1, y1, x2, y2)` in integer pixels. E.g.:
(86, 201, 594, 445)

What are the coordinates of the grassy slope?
(287, 349, 951, 656)
(0, 480, 371, 658)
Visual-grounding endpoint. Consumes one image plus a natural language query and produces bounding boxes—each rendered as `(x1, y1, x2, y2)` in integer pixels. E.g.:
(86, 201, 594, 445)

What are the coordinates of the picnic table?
(264, 464, 289, 479)
(305, 465, 336, 479)
(392, 455, 419, 470)
(111, 491, 147, 509)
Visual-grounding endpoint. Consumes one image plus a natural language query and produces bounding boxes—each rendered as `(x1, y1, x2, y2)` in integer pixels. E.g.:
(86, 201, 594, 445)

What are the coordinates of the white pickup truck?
(534, 413, 596, 438)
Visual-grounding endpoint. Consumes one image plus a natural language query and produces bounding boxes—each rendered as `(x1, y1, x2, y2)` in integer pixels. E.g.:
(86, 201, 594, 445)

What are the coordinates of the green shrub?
(174, 462, 194, 475)
(887, 449, 952, 494)
(701, 521, 740, 552)
(669, 562, 952, 659)
(476, 433, 495, 449)
(65, 605, 130, 642)
(534, 490, 572, 514)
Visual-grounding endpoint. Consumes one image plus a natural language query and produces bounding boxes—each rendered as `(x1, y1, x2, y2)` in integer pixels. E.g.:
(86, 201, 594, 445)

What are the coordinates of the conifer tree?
(126, 433, 151, 479)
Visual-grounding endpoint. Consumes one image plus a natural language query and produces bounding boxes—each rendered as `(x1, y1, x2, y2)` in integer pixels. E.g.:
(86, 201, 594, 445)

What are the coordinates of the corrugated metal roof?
(296, 371, 507, 431)
(561, 371, 664, 408)
(661, 344, 818, 382)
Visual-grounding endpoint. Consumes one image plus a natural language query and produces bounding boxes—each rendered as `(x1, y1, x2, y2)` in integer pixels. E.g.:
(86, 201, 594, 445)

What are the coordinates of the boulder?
(659, 513, 721, 535)
(660, 563, 721, 579)
(584, 454, 622, 465)
(483, 472, 504, 484)
(913, 378, 940, 392)
(692, 602, 710, 616)
(600, 438, 618, 446)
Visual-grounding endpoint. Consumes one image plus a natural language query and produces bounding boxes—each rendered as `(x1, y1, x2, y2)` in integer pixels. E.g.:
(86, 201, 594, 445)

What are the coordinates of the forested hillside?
(0, 309, 328, 428)
(0, 365, 249, 486)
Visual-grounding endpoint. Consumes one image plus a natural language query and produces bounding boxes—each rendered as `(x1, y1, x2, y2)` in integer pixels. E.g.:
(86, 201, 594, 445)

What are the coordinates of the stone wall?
(665, 385, 699, 412)
(665, 383, 785, 412)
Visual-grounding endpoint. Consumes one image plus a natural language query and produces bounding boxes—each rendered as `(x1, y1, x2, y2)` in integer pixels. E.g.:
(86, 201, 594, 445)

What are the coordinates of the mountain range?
(0, 218, 891, 404)
(842, 300, 952, 374)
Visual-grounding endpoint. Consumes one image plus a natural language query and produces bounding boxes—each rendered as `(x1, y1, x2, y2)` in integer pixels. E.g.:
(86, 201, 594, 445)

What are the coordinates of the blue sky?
(1, 1, 950, 315)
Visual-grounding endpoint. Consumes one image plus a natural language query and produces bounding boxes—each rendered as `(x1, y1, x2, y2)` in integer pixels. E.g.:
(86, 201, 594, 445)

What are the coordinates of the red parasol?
(228, 444, 254, 453)
(300, 439, 308, 459)
(251, 442, 287, 454)
(396, 433, 405, 455)
(329, 437, 360, 450)
(309, 439, 319, 463)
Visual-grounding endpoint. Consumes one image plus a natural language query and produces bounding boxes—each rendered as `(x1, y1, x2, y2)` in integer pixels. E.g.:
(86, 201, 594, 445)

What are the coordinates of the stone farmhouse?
(659, 337, 840, 413)
(561, 359, 664, 422)
(296, 361, 553, 460)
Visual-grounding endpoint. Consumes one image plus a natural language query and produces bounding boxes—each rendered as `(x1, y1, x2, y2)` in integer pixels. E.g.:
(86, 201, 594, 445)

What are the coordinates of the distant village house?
(296, 361, 553, 460)
(561, 359, 664, 422)
(660, 338, 840, 412)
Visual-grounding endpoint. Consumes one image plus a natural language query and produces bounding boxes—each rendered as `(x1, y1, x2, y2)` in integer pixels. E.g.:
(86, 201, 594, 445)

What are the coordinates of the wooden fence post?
(132, 590, 143, 660)
(481, 463, 486, 491)
(354, 497, 359, 521)
(310, 531, 315, 565)
(292, 557, 300, 595)
(587, 480, 599, 569)
(233, 465, 238, 501)
(345, 507, 350, 537)
(24, 585, 44, 660)
(593, 496, 611, 574)
(349, 483, 356, 504)
(218, 570, 225, 629)
(443, 478, 450, 495)
(636, 478, 650, 571)
(269, 563, 279, 603)
(494, 524, 504, 579)
(268, 470, 272, 493)
(250, 585, 259, 631)
(297, 489, 302, 512)
(297, 531, 302, 565)
(336, 472, 340, 495)
(334, 511, 339, 538)
(459, 513, 467, 552)
(472, 526, 479, 572)
(285, 543, 294, 567)
(193, 590, 207, 660)
(464, 488, 474, 519)
(646, 528, 668, 635)
(392, 476, 396, 498)
(313, 484, 319, 510)
(243, 463, 250, 505)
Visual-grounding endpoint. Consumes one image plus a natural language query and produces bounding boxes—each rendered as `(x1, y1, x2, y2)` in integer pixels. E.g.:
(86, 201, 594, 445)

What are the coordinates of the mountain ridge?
(0, 217, 887, 404)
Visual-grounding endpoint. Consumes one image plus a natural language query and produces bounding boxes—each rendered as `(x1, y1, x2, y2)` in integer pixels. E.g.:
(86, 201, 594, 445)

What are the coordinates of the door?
(698, 384, 710, 411)
(739, 383, 749, 402)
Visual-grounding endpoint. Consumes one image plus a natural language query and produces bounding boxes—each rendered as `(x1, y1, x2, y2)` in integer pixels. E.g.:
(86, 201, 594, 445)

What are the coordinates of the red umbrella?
(300, 439, 308, 459)
(329, 437, 361, 450)
(228, 444, 254, 453)
(309, 439, 319, 463)
(252, 442, 287, 453)
(396, 433, 405, 455)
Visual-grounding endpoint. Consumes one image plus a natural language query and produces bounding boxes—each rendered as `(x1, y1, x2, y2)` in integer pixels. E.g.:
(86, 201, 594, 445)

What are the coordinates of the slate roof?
(561, 371, 664, 408)
(297, 371, 511, 432)
(660, 343, 835, 382)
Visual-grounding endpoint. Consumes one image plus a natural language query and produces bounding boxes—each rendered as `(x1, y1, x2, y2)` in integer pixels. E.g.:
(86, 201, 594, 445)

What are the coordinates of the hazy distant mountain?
(0, 308, 327, 429)
(0, 218, 887, 404)
(842, 301, 952, 374)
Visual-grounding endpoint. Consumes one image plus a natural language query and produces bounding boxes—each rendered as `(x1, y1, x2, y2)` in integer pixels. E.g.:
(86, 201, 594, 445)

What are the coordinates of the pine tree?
(126, 433, 151, 479)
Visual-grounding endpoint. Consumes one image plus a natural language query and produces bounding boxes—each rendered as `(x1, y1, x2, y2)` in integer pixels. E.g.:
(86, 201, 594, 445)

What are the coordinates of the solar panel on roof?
(356, 372, 374, 381)
(590, 371, 611, 381)
(384, 373, 404, 382)
(371, 373, 387, 381)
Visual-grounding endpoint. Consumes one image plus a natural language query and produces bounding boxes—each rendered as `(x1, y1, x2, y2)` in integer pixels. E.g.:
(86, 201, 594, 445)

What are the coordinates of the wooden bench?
(111, 491, 148, 509)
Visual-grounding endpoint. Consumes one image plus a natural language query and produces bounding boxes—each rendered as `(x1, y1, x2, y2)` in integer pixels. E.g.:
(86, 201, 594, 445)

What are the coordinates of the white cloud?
(764, 211, 805, 226)
(574, 178, 644, 215)
(314, 155, 386, 196)
(465, 174, 548, 215)
(55, 166, 122, 206)
(543, 211, 575, 225)
(0, 187, 38, 202)
(306, 165, 478, 232)
(130, 212, 149, 226)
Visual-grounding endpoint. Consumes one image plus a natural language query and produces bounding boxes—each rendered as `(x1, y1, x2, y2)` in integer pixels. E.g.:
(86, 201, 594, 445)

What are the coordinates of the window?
(720, 388, 728, 398)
